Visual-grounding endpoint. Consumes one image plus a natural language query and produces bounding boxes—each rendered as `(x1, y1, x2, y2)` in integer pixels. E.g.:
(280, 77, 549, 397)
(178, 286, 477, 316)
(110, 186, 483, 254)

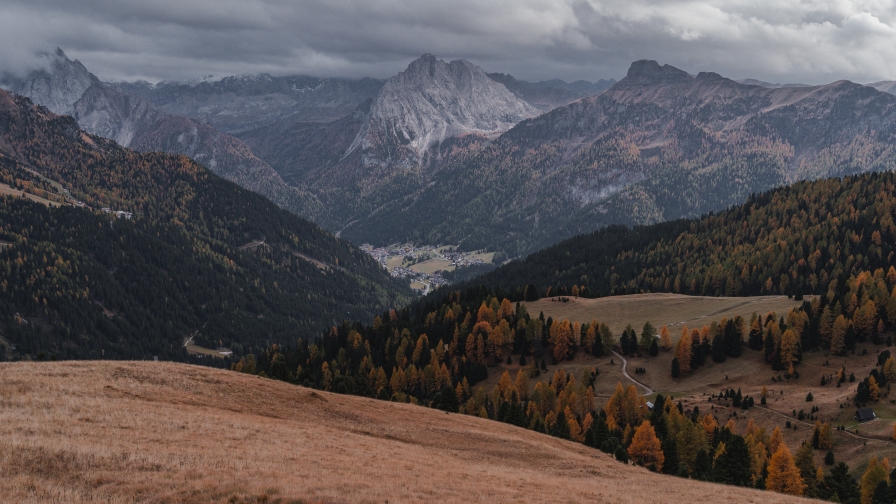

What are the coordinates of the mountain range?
(311, 58, 896, 256)
(9, 51, 896, 260)
(1, 49, 327, 221)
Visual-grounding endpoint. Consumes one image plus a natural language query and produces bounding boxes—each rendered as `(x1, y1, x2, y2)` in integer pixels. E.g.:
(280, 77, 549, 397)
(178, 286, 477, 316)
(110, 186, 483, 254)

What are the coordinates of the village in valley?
(361, 243, 495, 294)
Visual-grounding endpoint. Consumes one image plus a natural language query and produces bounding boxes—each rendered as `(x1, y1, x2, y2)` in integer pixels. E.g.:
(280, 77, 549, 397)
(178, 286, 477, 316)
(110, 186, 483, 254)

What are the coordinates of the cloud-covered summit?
(1, 0, 895, 85)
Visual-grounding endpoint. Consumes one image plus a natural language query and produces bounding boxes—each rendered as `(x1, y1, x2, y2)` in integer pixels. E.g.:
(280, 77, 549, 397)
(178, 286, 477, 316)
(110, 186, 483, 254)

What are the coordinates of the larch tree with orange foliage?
(868, 375, 880, 401)
(860, 456, 889, 504)
(766, 443, 805, 496)
(550, 319, 574, 363)
(603, 382, 645, 431)
(779, 329, 800, 374)
(674, 327, 693, 375)
(628, 420, 664, 471)
(659, 325, 672, 351)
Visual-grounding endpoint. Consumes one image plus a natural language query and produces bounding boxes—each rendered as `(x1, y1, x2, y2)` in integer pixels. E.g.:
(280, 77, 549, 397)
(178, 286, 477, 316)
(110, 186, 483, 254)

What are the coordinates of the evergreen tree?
(712, 435, 752, 487)
(662, 436, 680, 476)
(820, 462, 861, 504)
(711, 333, 727, 363)
(640, 322, 656, 350)
(649, 338, 659, 357)
(794, 440, 818, 498)
(552, 409, 571, 440)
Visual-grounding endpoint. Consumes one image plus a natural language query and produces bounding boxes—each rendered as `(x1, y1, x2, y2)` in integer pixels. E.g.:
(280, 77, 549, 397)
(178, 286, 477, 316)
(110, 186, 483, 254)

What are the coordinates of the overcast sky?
(2, 0, 896, 84)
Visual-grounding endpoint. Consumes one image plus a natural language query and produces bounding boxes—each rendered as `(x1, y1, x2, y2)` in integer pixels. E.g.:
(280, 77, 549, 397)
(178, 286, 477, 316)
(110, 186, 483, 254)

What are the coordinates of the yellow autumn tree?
(779, 329, 800, 374)
(550, 319, 573, 362)
(830, 315, 849, 355)
(603, 382, 645, 431)
(766, 443, 806, 496)
(819, 422, 833, 450)
(860, 456, 889, 504)
(675, 327, 693, 374)
(768, 427, 784, 457)
(628, 420, 664, 471)
(868, 375, 881, 401)
(659, 325, 672, 351)
(884, 356, 896, 383)
(584, 319, 598, 353)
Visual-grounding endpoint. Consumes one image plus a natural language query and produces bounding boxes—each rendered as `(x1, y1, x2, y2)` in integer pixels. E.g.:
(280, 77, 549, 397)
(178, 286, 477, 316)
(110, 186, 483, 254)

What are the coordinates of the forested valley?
(0, 90, 413, 361)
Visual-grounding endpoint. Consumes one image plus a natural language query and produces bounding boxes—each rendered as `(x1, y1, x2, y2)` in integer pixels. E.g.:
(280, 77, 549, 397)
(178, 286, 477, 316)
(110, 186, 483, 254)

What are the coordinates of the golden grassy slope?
(0, 361, 817, 503)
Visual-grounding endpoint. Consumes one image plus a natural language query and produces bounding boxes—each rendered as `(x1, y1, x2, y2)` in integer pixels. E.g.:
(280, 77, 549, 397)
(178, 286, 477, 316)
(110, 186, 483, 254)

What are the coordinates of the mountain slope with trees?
(0, 89, 413, 361)
(446, 170, 896, 301)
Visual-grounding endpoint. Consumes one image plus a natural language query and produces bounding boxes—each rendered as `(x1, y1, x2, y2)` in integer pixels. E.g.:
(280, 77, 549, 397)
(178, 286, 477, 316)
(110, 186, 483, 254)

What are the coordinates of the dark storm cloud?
(1, 0, 896, 84)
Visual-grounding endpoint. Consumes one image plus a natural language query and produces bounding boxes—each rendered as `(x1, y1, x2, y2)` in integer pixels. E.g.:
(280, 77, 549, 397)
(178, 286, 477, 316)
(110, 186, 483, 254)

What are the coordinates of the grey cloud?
(1, 0, 896, 84)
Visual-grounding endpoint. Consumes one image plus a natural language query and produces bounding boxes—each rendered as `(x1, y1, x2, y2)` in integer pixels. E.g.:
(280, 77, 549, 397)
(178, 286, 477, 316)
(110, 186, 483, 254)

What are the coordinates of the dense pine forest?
(0, 90, 413, 360)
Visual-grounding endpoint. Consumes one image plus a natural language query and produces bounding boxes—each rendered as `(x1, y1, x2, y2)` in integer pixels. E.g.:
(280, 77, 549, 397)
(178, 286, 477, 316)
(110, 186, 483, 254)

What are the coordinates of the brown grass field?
(0, 361, 818, 503)
(524, 293, 809, 337)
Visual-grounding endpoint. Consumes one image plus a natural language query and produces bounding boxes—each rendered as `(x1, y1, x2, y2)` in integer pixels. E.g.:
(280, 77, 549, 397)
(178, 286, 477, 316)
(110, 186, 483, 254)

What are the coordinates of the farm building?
(855, 407, 877, 423)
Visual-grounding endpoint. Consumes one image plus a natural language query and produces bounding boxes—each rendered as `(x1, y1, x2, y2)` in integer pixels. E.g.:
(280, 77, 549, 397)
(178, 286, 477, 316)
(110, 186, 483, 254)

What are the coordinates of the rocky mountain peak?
(348, 54, 539, 165)
(7, 48, 99, 116)
(617, 60, 693, 87)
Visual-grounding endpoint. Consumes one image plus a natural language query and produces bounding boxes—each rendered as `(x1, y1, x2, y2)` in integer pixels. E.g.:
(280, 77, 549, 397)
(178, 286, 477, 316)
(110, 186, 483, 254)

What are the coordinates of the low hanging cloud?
(1, 0, 895, 84)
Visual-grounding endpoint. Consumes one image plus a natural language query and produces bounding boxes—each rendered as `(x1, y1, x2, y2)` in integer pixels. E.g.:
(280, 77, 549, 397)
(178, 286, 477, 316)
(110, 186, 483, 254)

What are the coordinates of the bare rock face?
(7, 49, 97, 116)
(348, 54, 539, 166)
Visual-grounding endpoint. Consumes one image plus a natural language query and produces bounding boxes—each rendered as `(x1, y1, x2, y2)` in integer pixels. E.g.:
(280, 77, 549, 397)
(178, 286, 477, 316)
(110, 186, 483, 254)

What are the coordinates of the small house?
(855, 407, 877, 423)
(645, 401, 654, 411)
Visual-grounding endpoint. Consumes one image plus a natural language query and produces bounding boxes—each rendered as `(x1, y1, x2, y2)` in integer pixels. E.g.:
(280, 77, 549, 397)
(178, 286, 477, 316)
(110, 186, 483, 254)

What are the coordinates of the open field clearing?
(185, 343, 227, 358)
(0, 183, 62, 207)
(524, 293, 809, 337)
(0, 361, 815, 503)
(469, 251, 495, 263)
(409, 257, 453, 273)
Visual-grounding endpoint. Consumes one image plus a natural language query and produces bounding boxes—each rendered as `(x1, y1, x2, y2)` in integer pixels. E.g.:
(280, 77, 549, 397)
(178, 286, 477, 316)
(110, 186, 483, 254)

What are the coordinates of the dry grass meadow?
(524, 293, 808, 337)
(0, 361, 819, 503)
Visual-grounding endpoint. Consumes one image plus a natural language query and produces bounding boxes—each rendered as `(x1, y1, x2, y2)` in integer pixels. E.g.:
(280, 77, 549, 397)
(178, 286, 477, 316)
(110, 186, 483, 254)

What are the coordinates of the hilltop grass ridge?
(0, 360, 814, 504)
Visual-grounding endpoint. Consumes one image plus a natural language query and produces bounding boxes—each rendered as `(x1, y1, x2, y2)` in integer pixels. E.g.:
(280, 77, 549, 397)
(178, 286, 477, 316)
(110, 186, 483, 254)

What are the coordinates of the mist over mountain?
(118, 74, 384, 133)
(486, 72, 615, 111)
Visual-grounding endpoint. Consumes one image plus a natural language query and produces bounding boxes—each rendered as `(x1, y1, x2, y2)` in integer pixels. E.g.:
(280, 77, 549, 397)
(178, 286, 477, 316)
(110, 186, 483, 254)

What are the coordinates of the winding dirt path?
(611, 350, 653, 396)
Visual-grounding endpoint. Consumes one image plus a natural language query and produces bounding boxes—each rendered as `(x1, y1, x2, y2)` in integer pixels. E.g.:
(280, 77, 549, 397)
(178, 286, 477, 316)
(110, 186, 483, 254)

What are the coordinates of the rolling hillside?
(0, 360, 812, 503)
